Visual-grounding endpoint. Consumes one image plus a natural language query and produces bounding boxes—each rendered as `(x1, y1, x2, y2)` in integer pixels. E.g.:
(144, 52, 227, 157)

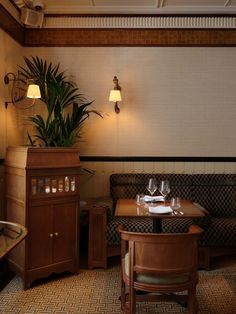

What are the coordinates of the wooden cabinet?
(5, 146, 80, 289)
(29, 202, 77, 269)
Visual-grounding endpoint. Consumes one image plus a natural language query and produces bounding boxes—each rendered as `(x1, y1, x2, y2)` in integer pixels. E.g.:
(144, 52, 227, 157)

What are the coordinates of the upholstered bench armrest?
(192, 203, 212, 230)
(80, 197, 115, 269)
(90, 196, 114, 220)
(87, 204, 108, 269)
(193, 203, 210, 215)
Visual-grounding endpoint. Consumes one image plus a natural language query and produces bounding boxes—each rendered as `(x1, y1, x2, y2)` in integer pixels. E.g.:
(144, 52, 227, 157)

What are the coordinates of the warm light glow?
(109, 90, 122, 102)
(27, 84, 41, 99)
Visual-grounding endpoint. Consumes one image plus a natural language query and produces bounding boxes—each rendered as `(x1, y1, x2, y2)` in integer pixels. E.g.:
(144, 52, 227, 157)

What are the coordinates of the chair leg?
(121, 278, 126, 312)
(188, 287, 198, 314)
(129, 285, 136, 314)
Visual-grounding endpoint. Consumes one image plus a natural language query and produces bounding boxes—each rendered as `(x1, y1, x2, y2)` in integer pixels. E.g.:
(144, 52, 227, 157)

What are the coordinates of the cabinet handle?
(49, 233, 54, 238)
(54, 232, 59, 236)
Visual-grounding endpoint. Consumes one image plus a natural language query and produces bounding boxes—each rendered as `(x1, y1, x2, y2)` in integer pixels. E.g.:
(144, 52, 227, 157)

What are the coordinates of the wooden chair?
(119, 225, 203, 314)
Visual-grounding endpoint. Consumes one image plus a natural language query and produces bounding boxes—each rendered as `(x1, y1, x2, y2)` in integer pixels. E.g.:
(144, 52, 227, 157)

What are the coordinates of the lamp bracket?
(114, 102, 120, 114)
(4, 72, 16, 85)
(3, 71, 34, 109)
(113, 76, 121, 91)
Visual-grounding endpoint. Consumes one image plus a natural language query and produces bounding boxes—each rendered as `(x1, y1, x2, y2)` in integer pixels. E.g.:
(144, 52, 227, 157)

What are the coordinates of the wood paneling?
(79, 160, 236, 199)
(1, 6, 236, 47)
(24, 28, 236, 47)
(80, 156, 236, 162)
(0, 4, 24, 45)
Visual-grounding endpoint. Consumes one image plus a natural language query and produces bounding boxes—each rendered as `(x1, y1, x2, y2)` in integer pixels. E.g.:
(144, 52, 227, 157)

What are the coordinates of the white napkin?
(143, 195, 165, 202)
(148, 206, 173, 214)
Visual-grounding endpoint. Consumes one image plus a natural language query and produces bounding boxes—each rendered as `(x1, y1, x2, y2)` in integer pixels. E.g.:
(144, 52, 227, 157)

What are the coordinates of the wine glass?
(136, 194, 145, 205)
(170, 197, 181, 210)
(159, 180, 170, 204)
(146, 178, 157, 196)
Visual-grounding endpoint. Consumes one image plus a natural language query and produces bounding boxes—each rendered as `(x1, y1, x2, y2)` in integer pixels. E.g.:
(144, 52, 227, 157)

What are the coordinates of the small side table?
(80, 198, 111, 269)
(0, 221, 28, 260)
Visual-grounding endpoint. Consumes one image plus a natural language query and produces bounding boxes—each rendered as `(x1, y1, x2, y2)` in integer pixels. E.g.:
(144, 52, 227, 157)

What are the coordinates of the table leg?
(153, 218, 162, 233)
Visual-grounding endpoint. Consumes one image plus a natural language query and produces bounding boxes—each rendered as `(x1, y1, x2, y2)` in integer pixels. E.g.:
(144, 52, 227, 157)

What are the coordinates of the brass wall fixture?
(109, 76, 122, 114)
(4, 71, 41, 109)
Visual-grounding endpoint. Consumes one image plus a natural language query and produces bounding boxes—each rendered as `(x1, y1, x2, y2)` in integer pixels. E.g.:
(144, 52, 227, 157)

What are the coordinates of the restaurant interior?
(0, 0, 236, 313)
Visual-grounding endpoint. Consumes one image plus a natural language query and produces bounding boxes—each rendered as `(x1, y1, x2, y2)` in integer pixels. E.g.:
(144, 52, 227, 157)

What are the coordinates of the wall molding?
(43, 16, 236, 29)
(2, 157, 236, 163)
(80, 156, 236, 162)
(0, 4, 24, 45)
(24, 28, 236, 46)
(1, 6, 236, 47)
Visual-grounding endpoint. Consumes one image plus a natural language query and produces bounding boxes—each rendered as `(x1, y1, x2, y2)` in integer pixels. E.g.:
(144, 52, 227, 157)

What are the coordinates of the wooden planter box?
(4, 146, 81, 289)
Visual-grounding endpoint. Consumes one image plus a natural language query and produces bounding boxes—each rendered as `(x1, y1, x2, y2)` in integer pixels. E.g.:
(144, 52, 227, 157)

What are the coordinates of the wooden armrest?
(193, 203, 210, 215)
(88, 204, 107, 269)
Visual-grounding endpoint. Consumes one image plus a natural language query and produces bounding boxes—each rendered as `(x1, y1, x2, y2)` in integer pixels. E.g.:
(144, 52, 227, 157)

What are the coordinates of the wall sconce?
(109, 76, 122, 114)
(4, 71, 41, 109)
(26, 82, 41, 99)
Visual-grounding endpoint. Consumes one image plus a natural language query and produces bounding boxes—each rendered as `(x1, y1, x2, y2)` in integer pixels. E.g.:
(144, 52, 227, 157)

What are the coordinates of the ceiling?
(11, 0, 236, 15)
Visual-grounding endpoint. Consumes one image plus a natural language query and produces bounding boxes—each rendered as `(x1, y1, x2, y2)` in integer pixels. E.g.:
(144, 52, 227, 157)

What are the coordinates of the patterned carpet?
(0, 257, 236, 314)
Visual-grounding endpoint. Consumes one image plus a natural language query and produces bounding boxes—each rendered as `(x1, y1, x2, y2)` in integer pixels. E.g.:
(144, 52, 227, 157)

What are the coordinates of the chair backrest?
(119, 225, 203, 276)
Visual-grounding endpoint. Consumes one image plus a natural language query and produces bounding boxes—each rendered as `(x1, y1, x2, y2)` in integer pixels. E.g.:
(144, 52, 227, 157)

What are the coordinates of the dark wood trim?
(0, 4, 24, 45)
(24, 28, 236, 47)
(45, 13, 236, 18)
(0, 6, 236, 47)
(8, 0, 20, 12)
(80, 156, 236, 162)
(2, 156, 236, 163)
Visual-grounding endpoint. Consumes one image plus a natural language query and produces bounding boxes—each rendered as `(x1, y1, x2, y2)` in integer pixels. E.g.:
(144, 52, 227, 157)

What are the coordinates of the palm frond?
(20, 56, 102, 147)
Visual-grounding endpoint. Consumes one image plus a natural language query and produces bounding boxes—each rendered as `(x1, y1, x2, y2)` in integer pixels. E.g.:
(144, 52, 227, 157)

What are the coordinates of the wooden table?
(115, 199, 205, 232)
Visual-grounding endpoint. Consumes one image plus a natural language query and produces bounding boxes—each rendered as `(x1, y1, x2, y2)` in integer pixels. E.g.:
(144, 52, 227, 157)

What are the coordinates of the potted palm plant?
(19, 56, 102, 147)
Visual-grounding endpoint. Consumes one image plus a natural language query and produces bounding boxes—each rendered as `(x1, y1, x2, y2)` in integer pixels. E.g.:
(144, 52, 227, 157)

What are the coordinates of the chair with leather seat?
(119, 224, 203, 314)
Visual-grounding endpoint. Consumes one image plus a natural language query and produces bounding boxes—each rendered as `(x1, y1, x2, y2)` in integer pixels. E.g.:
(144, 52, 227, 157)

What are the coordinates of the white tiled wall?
(2, 34, 236, 203)
(23, 47, 236, 158)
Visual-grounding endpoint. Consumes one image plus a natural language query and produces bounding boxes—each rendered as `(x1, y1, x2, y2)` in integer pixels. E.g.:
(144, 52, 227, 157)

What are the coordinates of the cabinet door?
(53, 202, 77, 263)
(29, 205, 54, 269)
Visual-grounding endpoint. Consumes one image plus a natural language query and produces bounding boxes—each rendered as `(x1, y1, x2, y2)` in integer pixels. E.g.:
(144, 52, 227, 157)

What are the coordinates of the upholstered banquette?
(87, 173, 236, 270)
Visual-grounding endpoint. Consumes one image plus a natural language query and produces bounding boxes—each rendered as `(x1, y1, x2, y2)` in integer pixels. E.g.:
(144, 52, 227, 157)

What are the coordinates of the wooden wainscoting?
(79, 160, 236, 199)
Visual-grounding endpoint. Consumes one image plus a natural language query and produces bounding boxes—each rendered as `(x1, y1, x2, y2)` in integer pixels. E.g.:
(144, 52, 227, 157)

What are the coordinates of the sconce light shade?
(27, 84, 41, 99)
(4, 71, 41, 108)
(109, 90, 122, 102)
(109, 76, 122, 114)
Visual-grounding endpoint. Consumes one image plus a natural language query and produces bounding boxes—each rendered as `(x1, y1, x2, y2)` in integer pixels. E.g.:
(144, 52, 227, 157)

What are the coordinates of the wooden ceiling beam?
(24, 28, 236, 47)
(0, 4, 24, 45)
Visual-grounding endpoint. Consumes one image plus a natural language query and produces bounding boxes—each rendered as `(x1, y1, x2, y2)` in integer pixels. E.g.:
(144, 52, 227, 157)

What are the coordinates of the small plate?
(149, 206, 173, 214)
